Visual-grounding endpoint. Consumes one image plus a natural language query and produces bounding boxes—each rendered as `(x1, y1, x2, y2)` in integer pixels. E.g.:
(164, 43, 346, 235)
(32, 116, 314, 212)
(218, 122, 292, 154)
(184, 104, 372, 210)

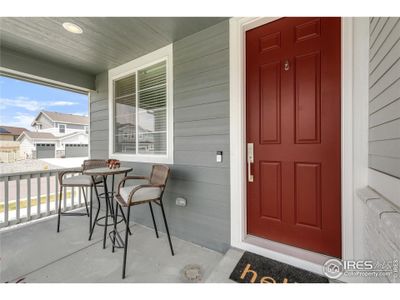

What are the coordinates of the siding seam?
(175, 81, 230, 95)
(174, 47, 229, 68)
(370, 76, 400, 102)
(369, 97, 400, 115)
(370, 26, 400, 71)
(370, 18, 389, 50)
(369, 116, 400, 129)
(369, 56, 400, 88)
(370, 17, 381, 37)
(174, 115, 229, 123)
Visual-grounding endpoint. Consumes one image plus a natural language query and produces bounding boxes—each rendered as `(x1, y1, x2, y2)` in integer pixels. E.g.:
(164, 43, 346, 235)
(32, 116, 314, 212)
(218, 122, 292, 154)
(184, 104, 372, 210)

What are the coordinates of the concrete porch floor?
(0, 209, 230, 283)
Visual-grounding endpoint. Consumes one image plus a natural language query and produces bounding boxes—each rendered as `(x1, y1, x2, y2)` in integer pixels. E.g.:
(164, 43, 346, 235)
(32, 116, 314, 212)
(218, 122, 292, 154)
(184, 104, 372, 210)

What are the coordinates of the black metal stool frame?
(113, 165, 174, 279)
(57, 169, 95, 235)
(87, 171, 132, 246)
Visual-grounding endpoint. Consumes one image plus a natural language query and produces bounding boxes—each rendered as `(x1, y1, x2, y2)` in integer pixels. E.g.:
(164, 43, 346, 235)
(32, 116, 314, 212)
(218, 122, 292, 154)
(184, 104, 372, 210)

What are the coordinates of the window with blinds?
(114, 74, 136, 153)
(113, 60, 168, 156)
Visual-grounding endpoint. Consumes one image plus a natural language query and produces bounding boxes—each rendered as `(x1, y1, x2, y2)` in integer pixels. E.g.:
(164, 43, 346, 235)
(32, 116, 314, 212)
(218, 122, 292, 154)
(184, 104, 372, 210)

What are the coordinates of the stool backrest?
(82, 159, 108, 171)
(150, 165, 170, 187)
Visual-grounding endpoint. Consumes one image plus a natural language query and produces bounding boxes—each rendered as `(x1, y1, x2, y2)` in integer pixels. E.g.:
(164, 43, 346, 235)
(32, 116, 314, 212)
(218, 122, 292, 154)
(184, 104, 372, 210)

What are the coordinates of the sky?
(0, 76, 88, 130)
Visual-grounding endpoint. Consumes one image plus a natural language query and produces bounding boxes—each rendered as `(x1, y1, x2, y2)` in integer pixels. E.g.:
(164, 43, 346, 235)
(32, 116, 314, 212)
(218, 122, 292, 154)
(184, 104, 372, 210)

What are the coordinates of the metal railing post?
(27, 177, 31, 220)
(46, 173, 50, 215)
(4, 176, 9, 226)
(16, 176, 20, 222)
(37, 175, 41, 217)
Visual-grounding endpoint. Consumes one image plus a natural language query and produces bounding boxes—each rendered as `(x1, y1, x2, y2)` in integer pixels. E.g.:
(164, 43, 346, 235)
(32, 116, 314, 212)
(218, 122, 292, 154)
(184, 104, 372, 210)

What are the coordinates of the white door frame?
(229, 17, 369, 277)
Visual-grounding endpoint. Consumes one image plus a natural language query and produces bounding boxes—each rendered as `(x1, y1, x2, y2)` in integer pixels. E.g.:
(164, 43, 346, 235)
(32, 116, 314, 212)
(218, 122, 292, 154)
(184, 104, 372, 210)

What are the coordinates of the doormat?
(229, 251, 329, 283)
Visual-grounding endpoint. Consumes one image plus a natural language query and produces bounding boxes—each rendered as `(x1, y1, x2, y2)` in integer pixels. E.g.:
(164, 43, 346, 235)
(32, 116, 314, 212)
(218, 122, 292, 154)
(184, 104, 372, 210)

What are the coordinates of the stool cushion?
(119, 185, 162, 204)
(62, 175, 101, 186)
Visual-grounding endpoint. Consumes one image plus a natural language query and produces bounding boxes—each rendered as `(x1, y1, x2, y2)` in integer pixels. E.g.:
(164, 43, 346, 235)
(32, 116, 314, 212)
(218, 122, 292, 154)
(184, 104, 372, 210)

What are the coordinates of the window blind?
(113, 60, 167, 155)
(114, 74, 136, 154)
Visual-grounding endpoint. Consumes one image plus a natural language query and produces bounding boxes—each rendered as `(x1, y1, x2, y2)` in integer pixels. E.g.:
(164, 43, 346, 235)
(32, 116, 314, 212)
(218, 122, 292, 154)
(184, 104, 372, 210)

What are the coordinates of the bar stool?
(114, 164, 174, 279)
(57, 159, 107, 236)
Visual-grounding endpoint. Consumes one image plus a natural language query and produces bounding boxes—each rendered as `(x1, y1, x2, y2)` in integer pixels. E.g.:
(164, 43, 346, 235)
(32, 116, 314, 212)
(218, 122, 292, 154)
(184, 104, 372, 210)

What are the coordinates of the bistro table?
(83, 166, 133, 249)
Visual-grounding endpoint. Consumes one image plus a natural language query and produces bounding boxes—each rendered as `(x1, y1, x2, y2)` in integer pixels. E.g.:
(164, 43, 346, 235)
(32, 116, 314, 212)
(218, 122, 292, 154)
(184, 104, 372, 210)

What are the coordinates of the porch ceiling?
(0, 210, 223, 283)
(0, 17, 228, 75)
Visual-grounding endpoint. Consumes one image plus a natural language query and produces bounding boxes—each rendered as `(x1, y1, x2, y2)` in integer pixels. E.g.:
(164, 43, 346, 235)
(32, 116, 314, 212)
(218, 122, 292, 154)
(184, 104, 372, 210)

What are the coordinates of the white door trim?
(229, 17, 369, 279)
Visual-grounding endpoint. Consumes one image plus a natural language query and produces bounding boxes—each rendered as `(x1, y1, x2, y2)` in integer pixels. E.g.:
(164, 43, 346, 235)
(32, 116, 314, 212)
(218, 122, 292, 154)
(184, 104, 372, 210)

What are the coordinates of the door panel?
(260, 161, 282, 220)
(295, 52, 321, 143)
(294, 162, 321, 228)
(246, 17, 341, 257)
(260, 62, 281, 144)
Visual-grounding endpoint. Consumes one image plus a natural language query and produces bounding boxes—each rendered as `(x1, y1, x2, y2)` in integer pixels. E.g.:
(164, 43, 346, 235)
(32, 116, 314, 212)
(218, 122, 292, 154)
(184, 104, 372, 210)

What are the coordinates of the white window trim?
(58, 123, 66, 133)
(108, 44, 173, 164)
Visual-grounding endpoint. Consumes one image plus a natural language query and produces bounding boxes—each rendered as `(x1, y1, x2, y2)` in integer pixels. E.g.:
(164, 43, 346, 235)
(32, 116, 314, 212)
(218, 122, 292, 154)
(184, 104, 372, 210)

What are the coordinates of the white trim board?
(0, 66, 90, 94)
(229, 17, 370, 281)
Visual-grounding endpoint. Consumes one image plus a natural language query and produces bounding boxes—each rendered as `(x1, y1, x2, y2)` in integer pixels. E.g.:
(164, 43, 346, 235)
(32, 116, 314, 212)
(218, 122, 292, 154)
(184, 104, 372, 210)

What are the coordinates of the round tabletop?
(83, 166, 133, 176)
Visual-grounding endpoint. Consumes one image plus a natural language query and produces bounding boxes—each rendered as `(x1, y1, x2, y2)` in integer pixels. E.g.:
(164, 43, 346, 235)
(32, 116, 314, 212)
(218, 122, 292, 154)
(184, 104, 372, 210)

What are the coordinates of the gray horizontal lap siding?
(369, 17, 400, 179)
(66, 123, 86, 130)
(37, 114, 54, 129)
(89, 20, 230, 252)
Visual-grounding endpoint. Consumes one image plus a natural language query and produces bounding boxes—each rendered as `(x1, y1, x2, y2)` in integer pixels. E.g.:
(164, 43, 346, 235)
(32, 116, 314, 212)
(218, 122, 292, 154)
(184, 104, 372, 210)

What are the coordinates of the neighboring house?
(115, 123, 155, 153)
(31, 111, 89, 136)
(0, 140, 20, 163)
(0, 126, 27, 162)
(17, 111, 89, 159)
(0, 125, 28, 141)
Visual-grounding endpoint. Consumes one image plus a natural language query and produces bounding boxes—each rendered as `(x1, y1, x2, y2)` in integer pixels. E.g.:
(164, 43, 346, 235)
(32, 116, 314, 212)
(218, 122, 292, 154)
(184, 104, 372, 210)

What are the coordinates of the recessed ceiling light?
(62, 22, 83, 34)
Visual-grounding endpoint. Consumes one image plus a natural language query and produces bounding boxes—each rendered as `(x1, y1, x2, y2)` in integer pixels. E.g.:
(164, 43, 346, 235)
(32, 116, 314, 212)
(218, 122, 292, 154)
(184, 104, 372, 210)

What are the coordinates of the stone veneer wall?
(358, 188, 400, 283)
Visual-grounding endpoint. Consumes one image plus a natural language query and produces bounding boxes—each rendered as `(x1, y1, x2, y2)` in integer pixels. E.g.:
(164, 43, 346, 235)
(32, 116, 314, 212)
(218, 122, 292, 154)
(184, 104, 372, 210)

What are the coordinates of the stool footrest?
(98, 192, 115, 199)
(109, 230, 125, 248)
(61, 212, 88, 217)
(95, 215, 124, 227)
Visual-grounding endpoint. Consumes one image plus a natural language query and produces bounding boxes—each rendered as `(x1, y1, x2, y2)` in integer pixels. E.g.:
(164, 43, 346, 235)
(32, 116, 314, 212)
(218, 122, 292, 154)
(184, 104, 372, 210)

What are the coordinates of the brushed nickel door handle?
(247, 143, 254, 182)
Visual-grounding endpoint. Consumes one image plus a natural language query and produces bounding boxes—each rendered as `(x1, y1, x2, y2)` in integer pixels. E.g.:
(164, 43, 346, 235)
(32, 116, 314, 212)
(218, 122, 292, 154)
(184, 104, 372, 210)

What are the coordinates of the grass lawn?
(0, 191, 76, 213)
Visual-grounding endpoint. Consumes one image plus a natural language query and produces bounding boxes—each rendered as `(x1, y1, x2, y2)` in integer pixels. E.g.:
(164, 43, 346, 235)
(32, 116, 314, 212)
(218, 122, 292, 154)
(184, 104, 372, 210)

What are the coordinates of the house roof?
(18, 130, 88, 142)
(58, 131, 87, 140)
(0, 126, 29, 136)
(21, 131, 56, 140)
(33, 111, 89, 126)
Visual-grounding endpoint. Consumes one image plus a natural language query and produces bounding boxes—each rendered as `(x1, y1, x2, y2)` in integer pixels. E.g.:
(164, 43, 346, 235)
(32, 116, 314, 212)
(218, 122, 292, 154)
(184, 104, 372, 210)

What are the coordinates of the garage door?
(36, 144, 55, 159)
(65, 144, 88, 157)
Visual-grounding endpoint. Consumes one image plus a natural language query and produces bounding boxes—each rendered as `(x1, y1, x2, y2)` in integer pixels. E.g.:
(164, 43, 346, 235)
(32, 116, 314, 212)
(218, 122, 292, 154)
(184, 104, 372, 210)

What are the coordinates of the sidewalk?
(39, 157, 87, 169)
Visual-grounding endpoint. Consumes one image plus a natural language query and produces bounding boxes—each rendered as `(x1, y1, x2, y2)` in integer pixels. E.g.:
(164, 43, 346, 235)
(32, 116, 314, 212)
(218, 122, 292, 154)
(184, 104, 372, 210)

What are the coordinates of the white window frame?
(58, 123, 66, 134)
(108, 44, 173, 164)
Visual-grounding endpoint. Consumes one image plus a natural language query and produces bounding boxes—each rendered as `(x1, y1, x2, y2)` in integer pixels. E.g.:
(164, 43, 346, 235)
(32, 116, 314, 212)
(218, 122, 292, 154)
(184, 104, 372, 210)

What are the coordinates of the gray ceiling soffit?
(0, 46, 96, 91)
(0, 17, 228, 75)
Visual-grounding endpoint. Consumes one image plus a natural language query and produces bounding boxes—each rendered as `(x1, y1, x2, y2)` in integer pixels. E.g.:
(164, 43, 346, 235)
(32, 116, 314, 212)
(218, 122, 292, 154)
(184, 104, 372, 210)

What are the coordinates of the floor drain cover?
(181, 264, 203, 282)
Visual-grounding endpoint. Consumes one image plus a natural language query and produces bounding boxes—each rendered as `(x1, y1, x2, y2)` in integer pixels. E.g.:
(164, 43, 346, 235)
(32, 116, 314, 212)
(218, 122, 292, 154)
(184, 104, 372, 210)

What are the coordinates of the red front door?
(246, 17, 341, 258)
